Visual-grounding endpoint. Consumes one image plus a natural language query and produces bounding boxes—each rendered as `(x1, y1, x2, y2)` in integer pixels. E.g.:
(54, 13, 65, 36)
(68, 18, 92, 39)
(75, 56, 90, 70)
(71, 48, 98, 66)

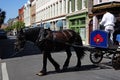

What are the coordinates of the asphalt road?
(0, 36, 40, 59)
(1, 36, 120, 80)
(1, 51, 120, 80)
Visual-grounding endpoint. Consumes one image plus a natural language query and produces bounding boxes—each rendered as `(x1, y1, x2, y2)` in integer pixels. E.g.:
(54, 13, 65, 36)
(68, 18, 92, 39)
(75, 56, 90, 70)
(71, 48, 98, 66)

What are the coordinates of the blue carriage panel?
(90, 30, 108, 48)
(116, 34, 120, 42)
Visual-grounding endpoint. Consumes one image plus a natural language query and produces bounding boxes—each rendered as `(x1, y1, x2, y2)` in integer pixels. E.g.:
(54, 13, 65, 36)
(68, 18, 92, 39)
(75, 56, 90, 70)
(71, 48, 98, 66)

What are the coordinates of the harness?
(62, 30, 73, 40)
(62, 31, 69, 40)
(35, 30, 75, 51)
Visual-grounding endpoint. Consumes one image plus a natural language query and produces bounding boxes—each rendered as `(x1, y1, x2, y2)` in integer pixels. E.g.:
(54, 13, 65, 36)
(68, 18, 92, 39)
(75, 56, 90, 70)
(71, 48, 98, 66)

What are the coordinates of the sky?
(0, 0, 28, 23)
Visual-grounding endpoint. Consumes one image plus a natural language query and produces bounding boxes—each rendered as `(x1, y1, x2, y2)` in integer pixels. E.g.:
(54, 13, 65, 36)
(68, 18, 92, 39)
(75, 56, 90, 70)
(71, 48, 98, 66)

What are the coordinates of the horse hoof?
(36, 72, 46, 76)
(55, 68, 61, 73)
(74, 66, 81, 71)
(62, 67, 68, 72)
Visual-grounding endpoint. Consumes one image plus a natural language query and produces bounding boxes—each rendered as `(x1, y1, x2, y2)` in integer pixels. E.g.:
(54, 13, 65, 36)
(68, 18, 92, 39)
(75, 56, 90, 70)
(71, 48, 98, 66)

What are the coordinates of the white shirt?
(100, 12, 116, 27)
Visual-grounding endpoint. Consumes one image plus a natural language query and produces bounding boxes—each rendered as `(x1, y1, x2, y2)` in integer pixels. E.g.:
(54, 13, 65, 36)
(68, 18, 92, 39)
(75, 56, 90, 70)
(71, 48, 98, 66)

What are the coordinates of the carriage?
(89, 30, 120, 69)
(14, 27, 120, 76)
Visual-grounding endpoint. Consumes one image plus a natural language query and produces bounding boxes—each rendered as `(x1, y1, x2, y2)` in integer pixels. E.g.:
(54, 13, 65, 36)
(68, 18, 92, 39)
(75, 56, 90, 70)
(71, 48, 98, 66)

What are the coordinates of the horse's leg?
(74, 47, 84, 69)
(62, 47, 72, 70)
(37, 51, 47, 76)
(47, 52, 60, 72)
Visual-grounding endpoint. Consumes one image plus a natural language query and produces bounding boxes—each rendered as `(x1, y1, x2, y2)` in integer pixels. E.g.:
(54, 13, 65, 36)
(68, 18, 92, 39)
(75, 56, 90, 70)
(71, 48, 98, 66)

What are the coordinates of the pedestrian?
(99, 11, 116, 45)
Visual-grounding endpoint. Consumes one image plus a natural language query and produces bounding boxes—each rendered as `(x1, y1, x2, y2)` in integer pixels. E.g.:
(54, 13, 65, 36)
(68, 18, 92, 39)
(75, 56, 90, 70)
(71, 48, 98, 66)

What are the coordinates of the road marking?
(1, 62, 9, 80)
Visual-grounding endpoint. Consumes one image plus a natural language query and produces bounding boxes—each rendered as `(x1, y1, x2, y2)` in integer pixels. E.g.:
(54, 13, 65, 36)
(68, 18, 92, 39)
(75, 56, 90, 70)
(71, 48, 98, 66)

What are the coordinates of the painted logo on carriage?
(93, 34, 104, 44)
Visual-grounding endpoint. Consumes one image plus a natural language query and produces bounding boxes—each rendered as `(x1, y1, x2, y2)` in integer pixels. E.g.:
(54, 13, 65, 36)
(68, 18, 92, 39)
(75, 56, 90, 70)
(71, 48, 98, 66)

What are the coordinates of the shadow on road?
(43, 63, 113, 76)
(0, 39, 41, 59)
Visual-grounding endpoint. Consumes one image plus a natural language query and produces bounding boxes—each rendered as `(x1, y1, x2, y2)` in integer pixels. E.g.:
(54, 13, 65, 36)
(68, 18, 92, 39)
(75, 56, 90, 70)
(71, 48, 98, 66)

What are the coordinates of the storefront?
(67, 12, 88, 42)
(91, 1, 120, 30)
(87, 1, 120, 44)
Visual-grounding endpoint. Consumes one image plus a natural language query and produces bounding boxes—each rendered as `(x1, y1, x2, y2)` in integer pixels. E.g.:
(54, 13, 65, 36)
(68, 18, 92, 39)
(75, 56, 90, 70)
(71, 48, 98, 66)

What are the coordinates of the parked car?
(0, 29, 7, 39)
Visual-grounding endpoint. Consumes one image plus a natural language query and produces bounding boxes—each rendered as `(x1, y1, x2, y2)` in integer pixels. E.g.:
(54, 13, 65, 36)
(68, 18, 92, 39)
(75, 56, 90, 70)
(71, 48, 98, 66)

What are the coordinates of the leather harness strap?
(62, 30, 73, 40)
(62, 31, 69, 40)
(52, 30, 73, 41)
(66, 30, 73, 37)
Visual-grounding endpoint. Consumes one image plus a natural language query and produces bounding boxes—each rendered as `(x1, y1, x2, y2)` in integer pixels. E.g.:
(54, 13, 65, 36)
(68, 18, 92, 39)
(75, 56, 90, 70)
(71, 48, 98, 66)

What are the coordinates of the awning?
(56, 20, 63, 27)
(92, 1, 120, 13)
(45, 22, 51, 28)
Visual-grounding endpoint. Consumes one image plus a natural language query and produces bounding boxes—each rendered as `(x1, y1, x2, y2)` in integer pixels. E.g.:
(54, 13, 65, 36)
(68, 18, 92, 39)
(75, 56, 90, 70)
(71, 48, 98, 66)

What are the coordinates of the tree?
(13, 21, 25, 30)
(5, 21, 25, 32)
(0, 8, 6, 28)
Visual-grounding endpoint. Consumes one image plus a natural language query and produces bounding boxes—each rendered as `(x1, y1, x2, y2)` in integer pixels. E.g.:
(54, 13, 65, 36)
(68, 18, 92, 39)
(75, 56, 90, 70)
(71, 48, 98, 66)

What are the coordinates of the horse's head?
(14, 28, 26, 52)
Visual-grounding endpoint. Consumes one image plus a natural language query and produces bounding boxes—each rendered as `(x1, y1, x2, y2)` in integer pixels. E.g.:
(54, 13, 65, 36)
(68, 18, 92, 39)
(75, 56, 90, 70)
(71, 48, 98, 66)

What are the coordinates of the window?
(80, 18, 85, 24)
(71, 20, 75, 25)
(80, 28, 86, 40)
(99, 0, 102, 2)
(77, 19, 79, 25)
(77, 0, 82, 10)
(71, 0, 75, 12)
(60, 1, 62, 13)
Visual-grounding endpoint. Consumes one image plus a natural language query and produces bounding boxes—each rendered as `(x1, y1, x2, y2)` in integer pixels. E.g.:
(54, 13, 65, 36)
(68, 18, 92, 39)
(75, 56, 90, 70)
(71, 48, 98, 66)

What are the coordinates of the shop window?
(76, 27, 80, 34)
(71, 27, 75, 31)
(80, 28, 86, 40)
(80, 18, 85, 24)
(71, 20, 75, 25)
(77, 19, 79, 25)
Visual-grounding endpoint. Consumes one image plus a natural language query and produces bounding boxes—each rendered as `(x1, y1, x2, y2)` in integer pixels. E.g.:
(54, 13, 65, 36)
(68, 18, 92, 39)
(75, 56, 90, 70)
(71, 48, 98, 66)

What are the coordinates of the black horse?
(14, 27, 85, 76)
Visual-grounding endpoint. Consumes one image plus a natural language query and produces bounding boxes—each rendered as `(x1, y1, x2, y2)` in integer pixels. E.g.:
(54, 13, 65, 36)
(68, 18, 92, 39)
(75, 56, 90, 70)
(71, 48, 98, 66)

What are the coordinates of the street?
(0, 36, 120, 80)
(1, 0, 120, 80)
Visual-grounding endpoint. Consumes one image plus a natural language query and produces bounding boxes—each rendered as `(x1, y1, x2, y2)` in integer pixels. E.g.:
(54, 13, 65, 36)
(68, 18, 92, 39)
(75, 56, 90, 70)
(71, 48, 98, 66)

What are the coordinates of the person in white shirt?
(100, 11, 116, 44)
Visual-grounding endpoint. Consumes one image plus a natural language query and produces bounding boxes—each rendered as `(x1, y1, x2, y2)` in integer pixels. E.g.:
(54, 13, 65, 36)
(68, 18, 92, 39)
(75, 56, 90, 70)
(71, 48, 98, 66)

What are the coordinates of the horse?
(14, 27, 85, 76)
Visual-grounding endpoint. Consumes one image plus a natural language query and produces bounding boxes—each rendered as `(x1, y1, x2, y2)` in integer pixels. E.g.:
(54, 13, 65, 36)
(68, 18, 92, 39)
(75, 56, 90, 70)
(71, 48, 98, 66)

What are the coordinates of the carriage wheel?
(90, 51, 103, 64)
(112, 53, 120, 70)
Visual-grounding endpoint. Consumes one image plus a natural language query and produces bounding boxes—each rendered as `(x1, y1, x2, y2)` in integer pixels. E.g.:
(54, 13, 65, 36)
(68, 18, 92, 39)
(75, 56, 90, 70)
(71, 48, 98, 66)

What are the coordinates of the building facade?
(23, 0, 93, 44)
(36, 0, 68, 31)
(66, 0, 90, 44)
(92, 0, 120, 31)
(24, 0, 31, 27)
(30, 0, 36, 26)
(18, 6, 24, 22)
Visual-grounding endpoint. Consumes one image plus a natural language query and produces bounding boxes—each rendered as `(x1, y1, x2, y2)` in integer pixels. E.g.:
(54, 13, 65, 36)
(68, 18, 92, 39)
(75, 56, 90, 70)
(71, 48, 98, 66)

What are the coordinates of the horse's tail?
(73, 33, 86, 59)
(75, 33, 83, 46)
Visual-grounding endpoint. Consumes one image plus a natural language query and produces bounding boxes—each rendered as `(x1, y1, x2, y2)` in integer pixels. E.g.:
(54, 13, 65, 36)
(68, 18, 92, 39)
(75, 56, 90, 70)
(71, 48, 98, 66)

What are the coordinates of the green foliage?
(5, 21, 25, 31)
(13, 21, 25, 30)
